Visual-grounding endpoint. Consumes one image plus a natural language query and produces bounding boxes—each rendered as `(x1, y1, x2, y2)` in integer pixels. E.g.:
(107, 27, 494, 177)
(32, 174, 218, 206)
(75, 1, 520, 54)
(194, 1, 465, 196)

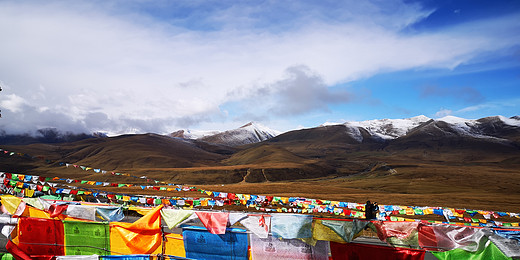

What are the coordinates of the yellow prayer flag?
(312, 219, 346, 243)
(164, 233, 186, 257)
(424, 208, 434, 215)
(24, 189, 35, 198)
(0, 195, 22, 215)
(129, 207, 152, 216)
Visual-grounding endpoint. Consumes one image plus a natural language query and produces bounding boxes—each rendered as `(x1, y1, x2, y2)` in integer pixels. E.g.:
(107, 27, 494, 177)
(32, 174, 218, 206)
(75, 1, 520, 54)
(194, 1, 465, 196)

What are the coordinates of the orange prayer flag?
(110, 205, 163, 254)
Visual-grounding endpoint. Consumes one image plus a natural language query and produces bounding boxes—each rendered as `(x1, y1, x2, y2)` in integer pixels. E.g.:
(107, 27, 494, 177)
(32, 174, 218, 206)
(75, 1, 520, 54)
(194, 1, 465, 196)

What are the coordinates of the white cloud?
(457, 98, 520, 114)
(435, 109, 453, 118)
(0, 94, 27, 113)
(0, 1, 518, 134)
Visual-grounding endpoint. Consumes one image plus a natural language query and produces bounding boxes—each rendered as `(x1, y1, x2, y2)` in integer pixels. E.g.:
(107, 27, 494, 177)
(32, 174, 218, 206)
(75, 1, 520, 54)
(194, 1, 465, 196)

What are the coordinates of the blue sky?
(0, 0, 519, 135)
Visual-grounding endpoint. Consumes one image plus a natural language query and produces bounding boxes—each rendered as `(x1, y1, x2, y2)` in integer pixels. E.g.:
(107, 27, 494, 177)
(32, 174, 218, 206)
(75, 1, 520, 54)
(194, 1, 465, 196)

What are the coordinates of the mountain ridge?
(1, 115, 520, 212)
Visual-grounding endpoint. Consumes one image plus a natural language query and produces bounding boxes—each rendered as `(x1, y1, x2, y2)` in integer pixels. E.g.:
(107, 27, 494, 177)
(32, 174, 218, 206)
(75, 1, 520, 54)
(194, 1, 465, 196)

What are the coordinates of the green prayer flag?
(432, 240, 511, 260)
(40, 195, 61, 200)
(63, 221, 110, 255)
(0, 253, 15, 260)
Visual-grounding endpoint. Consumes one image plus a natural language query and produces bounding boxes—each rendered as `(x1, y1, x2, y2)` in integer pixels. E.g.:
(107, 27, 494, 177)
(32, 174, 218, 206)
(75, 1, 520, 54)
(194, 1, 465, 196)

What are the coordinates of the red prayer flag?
(418, 224, 438, 251)
(330, 241, 425, 260)
(195, 211, 230, 234)
(16, 217, 65, 257)
(6, 240, 32, 260)
(48, 204, 68, 218)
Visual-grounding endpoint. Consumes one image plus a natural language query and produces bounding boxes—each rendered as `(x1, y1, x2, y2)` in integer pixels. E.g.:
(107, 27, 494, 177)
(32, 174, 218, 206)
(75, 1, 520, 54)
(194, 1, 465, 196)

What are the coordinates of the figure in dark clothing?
(365, 201, 379, 220)
(365, 200, 374, 220)
(372, 202, 379, 220)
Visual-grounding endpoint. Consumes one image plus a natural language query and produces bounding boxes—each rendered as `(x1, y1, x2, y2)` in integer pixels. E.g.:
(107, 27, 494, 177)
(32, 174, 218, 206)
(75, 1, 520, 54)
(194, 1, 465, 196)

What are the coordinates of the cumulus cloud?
(0, 94, 26, 113)
(251, 65, 352, 116)
(0, 0, 518, 134)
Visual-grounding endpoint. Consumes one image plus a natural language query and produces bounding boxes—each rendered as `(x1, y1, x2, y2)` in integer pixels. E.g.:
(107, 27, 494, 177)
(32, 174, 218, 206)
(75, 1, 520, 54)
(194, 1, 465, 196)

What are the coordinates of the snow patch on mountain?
(184, 129, 221, 139)
(434, 115, 520, 141)
(171, 122, 281, 146)
(341, 115, 431, 141)
(240, 122, 282, 138)
(208, 122, 281, 146)
(499, 115, 520, 127)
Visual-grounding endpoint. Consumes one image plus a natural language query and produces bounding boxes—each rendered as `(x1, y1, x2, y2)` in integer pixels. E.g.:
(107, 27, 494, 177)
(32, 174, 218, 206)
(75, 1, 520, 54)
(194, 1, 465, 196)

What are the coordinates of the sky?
(0, 0, 519, 135)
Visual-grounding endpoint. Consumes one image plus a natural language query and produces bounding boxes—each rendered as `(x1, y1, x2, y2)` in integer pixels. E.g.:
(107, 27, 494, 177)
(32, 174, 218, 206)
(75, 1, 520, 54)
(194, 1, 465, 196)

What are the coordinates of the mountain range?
(1, 115, 519, 211)
(2, 115, 519, 178)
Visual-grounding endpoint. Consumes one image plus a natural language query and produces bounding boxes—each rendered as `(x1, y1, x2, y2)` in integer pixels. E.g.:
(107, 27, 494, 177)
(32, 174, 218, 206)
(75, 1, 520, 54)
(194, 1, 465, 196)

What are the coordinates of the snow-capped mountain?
(410, 115, 520, 141)
(171, 122, 281, 147)
(343, 115, 431, 141)
(169, 129, 220, 139)
(324, 115, 520, 143)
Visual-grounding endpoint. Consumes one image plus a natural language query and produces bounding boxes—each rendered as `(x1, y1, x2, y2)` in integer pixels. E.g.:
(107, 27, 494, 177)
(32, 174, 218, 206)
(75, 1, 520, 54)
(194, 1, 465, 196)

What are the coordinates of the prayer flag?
(432, 239, 511, 260)
(182, 225, 248, 260)
(64, 220, 110, 255)
(110, 205, 163, 254)
(195, 211, 229, 235)
(250, 234, 329, 260)
(330, 241, 425, 260)
(271, 214, 312, 239)
(16, 217, 65, 256)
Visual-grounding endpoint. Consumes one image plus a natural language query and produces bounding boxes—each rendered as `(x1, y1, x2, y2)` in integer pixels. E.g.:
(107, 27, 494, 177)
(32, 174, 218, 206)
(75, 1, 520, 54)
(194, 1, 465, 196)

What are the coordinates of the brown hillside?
(2, 122, 520, 212)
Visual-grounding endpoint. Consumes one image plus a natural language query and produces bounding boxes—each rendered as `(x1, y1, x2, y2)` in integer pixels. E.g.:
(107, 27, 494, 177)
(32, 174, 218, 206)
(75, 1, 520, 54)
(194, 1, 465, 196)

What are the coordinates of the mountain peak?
(342, 115, 431, 140)
(240, 122, 255, 128)
(436, 115, 473, 125)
